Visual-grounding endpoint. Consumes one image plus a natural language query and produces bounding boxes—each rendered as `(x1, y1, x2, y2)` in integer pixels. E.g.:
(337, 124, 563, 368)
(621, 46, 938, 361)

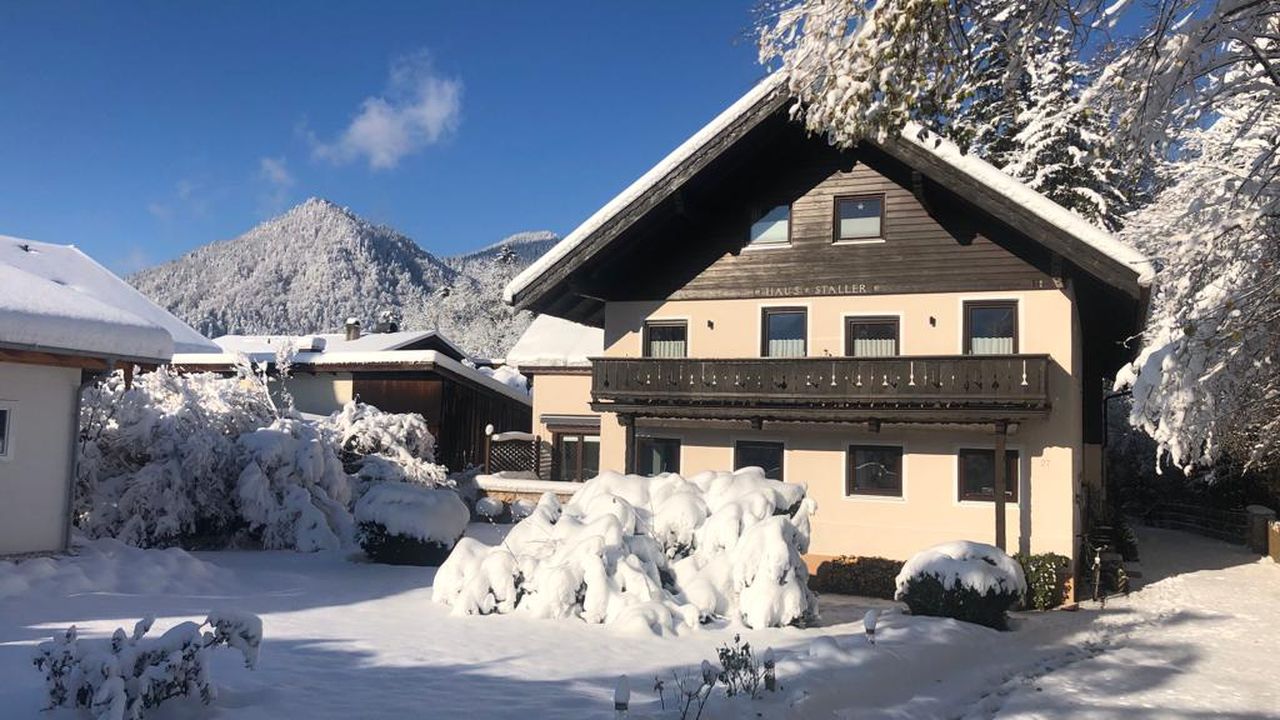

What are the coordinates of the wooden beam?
(994, 420, 1008, 551)
(0, 348, 108, 371)
(620, 413, 637, 474)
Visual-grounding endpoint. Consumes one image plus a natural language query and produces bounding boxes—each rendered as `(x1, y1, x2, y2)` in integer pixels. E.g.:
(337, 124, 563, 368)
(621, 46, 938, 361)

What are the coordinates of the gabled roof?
(504, 73, 1153, 317)
(506, 315, 603, 369)
(0, 235, 220, 362)
(214, 329, 469, 362)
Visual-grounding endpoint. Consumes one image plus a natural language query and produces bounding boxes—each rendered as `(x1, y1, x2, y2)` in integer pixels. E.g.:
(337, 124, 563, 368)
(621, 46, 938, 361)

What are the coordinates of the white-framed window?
(0, 404, 12, 460)
(749, 205, 791, 247)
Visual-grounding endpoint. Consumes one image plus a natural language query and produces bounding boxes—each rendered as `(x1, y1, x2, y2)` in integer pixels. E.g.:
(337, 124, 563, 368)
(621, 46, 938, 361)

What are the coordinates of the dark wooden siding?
(669, 146, 1056, 300)
(351, 371, 531, 472)
(569, 119, 1057, 307)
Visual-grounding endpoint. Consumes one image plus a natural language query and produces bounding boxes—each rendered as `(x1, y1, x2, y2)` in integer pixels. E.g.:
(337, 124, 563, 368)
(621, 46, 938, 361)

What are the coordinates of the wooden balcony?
(591, 355, 1052, 424)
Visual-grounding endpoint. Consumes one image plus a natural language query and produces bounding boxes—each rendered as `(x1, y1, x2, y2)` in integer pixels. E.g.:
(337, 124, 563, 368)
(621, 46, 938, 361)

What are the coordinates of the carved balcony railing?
(590, 355, 1051, 423)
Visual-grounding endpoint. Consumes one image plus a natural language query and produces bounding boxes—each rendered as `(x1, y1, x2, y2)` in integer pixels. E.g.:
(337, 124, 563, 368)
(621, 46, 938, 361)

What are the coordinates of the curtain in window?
(851, 337, 895, 357)
(768, 338, 805, 357)
(970, 336, 1015, 354)
(647, 339, 686, 358)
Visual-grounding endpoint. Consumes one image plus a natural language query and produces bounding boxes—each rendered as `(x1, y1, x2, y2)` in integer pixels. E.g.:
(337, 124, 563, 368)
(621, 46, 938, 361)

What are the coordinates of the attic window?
(748, 205, 790, 247)
(834, 194, 884, 242)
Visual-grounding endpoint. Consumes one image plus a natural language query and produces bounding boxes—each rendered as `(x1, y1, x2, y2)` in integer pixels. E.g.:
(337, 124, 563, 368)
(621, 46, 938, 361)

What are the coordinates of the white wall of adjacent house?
(283, 372, 355, 416)
(597, 287, 1083, 563)
(0, 361, 78, 555)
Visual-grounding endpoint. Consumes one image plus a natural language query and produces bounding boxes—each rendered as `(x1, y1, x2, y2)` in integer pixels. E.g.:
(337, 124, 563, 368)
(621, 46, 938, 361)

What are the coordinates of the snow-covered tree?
(757, 0, 1280, 469)
(1117, 88, 1280, 470)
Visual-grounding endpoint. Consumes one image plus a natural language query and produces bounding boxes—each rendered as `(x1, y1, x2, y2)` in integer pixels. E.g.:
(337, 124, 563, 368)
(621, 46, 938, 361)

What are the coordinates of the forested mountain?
(129, 198, 558, 358)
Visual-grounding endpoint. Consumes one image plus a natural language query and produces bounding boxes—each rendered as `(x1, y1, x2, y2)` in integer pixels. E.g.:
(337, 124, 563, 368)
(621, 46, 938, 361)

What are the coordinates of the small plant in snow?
(895, 541, 1026, 630)
(33, 611, 262, 720)
(355, 482, 470, 565)
(655, 661, 717, 720)
(714, 634, 775, 699)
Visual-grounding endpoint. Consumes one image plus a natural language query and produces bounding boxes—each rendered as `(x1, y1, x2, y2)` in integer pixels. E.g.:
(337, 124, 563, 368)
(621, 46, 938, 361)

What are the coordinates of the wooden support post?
(123, 364, 135, 390)
(483, 429, 491, 474)
(994, 420, 1008, 551)
(621, 414, 637, 475)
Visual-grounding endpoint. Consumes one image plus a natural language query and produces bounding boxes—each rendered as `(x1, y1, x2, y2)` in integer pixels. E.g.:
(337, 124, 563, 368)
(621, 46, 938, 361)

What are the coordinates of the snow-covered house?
(503, 74, 1153, 571)
(173, 324, 531, 471)
(0, 235, 219, 555)
(505, 315, 604, 481)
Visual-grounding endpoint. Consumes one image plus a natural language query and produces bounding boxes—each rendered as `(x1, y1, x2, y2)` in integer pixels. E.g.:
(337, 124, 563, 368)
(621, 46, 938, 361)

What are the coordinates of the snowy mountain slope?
(129, 199, 559, 358)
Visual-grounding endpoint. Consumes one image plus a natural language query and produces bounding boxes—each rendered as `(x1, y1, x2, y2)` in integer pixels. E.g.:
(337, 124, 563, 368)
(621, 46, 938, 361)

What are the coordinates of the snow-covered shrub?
(77, 368, 277, 547)
(894, 541, 1026, 630)
(355, 482, 470, 565)
(433, 468, 818, 634)
(321, 401, 448, 486)
(474, 496, 506, 521)
(33, 612, 262, 720)
(237, 418, 354, 551)
(811, 556, 904, 599)
(1015, 552, 1071, 611)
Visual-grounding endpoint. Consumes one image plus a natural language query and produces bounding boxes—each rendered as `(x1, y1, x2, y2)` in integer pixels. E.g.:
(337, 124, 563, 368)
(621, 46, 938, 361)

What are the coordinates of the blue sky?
(0, 1, 766, 272)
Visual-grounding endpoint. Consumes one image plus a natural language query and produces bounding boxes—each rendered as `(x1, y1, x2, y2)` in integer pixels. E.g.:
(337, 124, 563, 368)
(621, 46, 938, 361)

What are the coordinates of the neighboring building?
(0, 235, 220, 555)
(505, 314, 604, 481)
(502, 74, 1153, 569)
(174, 323, 532, 472)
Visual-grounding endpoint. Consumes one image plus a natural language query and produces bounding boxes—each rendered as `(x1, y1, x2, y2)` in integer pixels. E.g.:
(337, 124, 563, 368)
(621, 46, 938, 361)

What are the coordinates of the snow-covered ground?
(0, 525, 1274, 719)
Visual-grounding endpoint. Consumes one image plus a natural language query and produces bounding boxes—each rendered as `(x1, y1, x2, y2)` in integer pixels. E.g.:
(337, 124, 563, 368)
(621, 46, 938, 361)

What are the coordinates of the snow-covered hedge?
(894, 541, 1026, 629)
(433, 468, 818, 635)
(237, 419, 353, 552)
(355, 482, 470, 565)
(33, 612, 262, 720)
(77, 369, 456, 553)
(321, 401, 448, 488)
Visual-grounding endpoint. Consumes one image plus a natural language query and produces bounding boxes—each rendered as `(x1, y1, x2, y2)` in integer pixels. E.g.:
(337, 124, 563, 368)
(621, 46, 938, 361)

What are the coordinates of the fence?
(1144, 502, 1250, 545)
(483, 430, 541, 475)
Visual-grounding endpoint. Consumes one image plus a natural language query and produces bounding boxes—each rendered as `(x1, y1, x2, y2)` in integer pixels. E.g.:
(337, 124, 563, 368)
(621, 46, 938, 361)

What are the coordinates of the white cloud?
(113, 245, 152, 275)
(258, 156, 295, 210)
(312, 51, 461, 170)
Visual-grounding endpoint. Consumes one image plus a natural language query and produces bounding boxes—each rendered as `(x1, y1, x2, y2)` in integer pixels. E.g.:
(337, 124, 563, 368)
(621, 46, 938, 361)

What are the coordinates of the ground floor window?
(734, 440, 784, 481)
(958, 448, 1019, 501)
(846, 444, 903, 496)
(0, 406, 10, 458)
(553, 432, 599, 482)
(637, 436, 681, 475)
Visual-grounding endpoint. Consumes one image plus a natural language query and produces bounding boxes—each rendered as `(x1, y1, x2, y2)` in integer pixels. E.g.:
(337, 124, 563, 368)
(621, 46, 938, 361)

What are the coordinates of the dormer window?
(749, 205, 790, 247)
(834, 194, 884, 242)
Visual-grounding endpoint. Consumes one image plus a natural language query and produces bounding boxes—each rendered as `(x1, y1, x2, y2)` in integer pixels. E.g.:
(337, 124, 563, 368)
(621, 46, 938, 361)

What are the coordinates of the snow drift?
(433, 468, 818, 635)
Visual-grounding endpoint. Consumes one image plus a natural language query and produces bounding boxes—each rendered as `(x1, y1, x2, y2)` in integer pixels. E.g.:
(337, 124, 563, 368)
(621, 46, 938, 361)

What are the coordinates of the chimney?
(374, 309, 399, 334)
(344, 317, 361, 341)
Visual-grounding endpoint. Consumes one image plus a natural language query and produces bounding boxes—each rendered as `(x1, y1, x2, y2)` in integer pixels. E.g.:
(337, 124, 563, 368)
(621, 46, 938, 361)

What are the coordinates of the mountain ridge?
(128, 197, 559, 358)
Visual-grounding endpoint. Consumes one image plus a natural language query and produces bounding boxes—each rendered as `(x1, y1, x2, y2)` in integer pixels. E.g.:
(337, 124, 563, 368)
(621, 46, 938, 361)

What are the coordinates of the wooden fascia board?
(510, 86, 792, 312)
(874, 136, 1143, 299)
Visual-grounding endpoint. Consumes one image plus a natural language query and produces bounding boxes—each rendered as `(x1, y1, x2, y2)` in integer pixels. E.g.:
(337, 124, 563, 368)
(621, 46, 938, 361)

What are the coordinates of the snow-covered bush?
(76, 368, 277, 547)
(474, 496, 506, 521)
(237, 418, 354, 551)
(1015, 552, 1070, 611)
(33, 612, 262, 720)
(811, 555, 904, 599)
(894, 541, 1026, 630)
(321, 401, 448, 487)
(355, 482, 470, 565)
(433, 468, 818, 634)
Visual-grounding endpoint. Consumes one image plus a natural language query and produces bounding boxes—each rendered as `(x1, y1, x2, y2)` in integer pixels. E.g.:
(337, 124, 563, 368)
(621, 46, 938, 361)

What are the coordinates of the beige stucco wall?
(529, 372, 596, 441)
(0, 361, 79, 555)
(597, 288, 1083, 562)
(283, 372, 354, 415)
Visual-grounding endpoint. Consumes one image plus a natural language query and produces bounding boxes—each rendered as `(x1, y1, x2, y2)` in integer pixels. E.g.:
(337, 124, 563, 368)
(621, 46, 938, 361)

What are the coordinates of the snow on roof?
(504, 72, 1153, 306)
(503, 73, 788, 305)
(0, 263, 173, 362)
(894, 124, 1155, 286)
(1, 235, 220, 355)
(505, 315, 604, 369)
(172, 349, 531, 405)
(214, 329, 467, 357)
